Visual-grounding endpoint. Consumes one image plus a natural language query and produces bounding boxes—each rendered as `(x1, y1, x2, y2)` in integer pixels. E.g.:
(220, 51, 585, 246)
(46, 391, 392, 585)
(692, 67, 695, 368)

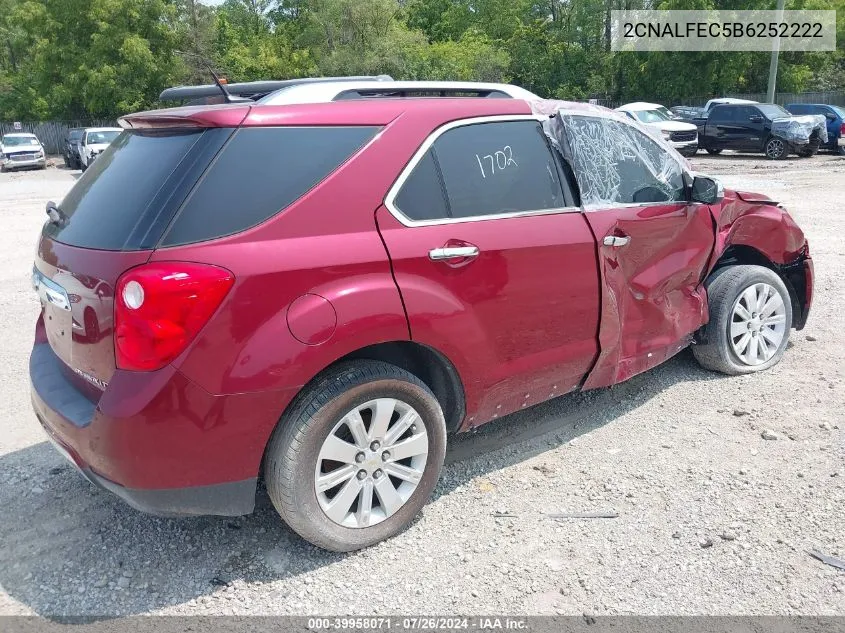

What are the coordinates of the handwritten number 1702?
(475, 146, 518, 178)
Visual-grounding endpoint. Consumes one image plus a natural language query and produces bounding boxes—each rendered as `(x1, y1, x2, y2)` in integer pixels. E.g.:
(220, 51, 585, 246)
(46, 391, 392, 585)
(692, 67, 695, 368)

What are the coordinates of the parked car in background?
(31, 91, 813, 552)
(785, 103, 845, 155)
(616, 102, 699, 156)
(673, 99, 759, 122)
(695, 103, 827, 159)
(79, 127, 121, 170)
(703, 97, 758, 112)
(62, 128, 84, 169)
(0, 132, 46, 171)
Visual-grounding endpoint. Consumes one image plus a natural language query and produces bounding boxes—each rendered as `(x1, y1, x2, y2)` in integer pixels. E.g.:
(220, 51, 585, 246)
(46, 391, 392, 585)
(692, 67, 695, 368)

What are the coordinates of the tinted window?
(432, 121, 565, 218)
(162, 126, 378, 246)
(709, 106, 731, 122)
(45, 129, 229, 250)
(735, 106, 757, 121)
(786, 104, 810, 115)
(394, 149, 449, 221)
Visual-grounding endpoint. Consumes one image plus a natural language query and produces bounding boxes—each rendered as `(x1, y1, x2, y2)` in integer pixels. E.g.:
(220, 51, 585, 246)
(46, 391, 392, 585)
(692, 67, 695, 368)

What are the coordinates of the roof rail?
(159, 76, 394, 103)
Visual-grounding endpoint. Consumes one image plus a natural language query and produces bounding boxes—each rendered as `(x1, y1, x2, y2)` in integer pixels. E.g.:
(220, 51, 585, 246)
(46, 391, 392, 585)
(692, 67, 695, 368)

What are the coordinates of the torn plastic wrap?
(530, 100, 689, 208)
(772, 114, 828, 145)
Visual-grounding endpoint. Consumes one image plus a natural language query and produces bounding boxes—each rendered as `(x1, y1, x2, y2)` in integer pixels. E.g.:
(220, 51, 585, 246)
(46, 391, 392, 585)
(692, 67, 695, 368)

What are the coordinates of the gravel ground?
(0, 152, 843, 617)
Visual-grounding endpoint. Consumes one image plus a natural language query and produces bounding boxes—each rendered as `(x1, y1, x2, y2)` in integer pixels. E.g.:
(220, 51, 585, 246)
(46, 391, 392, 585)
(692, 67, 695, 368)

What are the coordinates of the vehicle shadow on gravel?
(0, 351, 720, 617)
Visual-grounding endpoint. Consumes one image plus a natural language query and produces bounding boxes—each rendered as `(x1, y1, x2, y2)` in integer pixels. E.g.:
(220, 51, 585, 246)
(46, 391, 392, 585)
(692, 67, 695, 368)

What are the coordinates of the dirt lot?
(0, 153, 843, 617)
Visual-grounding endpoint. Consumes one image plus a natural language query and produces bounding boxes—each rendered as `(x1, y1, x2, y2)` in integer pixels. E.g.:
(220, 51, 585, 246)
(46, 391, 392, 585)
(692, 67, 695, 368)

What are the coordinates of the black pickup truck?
(690, 103, 828, 159)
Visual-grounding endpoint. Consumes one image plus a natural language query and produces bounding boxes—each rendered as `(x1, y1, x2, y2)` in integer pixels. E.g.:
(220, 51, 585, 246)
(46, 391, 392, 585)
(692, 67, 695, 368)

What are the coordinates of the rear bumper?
(35, 411, 256, 516)
(30, 339, 296, 516)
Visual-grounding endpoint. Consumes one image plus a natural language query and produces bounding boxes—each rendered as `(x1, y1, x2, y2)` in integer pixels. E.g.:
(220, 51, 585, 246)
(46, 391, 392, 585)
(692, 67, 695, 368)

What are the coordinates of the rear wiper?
(46, 201, 67, 226)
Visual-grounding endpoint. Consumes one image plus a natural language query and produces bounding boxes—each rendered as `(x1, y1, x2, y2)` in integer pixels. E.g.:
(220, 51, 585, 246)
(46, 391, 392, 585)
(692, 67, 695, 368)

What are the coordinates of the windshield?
(86, 130, 120, 145)
(757, 104, 791, 119)
(69, 130, 83, 141)
(656, 106, 679, 120)
(634, 109, 670, 124)
(3, 136, 39, 147)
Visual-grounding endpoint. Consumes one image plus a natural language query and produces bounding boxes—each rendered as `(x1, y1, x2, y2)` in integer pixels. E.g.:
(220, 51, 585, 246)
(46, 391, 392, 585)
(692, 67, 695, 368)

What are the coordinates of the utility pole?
(766, 0, 786, 103)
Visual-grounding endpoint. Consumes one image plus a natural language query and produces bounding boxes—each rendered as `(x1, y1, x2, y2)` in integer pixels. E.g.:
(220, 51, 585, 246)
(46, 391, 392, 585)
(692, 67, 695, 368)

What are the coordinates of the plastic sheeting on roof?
(530, 99, 690, 208)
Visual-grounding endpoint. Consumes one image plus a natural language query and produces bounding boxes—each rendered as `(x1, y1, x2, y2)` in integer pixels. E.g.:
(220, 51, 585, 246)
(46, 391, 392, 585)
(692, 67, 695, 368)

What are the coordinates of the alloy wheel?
(729, 282, 786, 365)
(766, 138, 785, 159)
(314, 398, 429, 528)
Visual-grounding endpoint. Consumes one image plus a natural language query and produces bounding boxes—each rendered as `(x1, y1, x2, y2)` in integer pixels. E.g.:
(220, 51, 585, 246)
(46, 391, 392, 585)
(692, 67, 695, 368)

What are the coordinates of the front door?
(377, 117, 601, 427)
(555, 113, 716, 389)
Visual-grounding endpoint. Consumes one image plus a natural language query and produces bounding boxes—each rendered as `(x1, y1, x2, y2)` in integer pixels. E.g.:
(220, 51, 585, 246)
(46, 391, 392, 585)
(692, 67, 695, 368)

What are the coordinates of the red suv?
(30, 95, 813, 551)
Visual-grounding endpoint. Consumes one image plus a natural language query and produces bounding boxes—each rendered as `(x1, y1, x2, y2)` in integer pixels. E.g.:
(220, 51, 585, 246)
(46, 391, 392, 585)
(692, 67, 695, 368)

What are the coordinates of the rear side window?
(393, 149, 449, 222)
(45, 129, 227, 250)
(434, 121, 566, 218)
(162, 126, 378, 246)
(392, 120, 567, 222)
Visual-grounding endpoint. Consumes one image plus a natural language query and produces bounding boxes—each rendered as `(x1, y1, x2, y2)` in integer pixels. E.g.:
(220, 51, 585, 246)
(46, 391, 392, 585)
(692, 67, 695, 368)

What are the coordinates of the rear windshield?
(44, 125, 378, 251)
(45, 129, 231, 250)
(160, 126, 378, 246)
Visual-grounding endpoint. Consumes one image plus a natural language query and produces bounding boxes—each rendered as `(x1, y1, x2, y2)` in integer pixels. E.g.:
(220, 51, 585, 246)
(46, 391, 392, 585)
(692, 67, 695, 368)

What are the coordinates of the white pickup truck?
(615, 102, 699, 156)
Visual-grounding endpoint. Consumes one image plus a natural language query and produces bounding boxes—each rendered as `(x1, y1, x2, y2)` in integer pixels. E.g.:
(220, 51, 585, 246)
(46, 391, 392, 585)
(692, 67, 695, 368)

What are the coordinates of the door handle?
(429, 246, 480, 261)
(603, 235, 630, 247)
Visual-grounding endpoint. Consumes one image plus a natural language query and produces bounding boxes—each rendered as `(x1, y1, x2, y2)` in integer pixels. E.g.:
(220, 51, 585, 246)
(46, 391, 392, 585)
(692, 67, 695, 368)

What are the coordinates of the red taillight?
(840, 122, 845, 136)
(114, 262, 234, 371)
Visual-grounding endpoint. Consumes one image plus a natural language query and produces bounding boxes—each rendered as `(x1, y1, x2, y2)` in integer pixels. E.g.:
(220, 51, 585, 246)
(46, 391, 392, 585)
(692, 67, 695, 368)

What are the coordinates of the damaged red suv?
(30, 94, 813, 551)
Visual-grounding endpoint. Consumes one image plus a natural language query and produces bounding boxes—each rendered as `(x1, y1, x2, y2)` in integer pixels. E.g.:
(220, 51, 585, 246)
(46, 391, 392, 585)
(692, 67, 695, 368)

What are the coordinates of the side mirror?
(691, 175, 724, 204)
(749, 115, 763, 122)
(826, 112, 836, 120)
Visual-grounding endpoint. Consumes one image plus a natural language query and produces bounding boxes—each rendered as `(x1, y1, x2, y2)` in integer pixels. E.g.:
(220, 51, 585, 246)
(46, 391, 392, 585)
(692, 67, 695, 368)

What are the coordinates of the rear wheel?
(693, 265, 792, 375)
(264, 360, 447, 551)
(764, 137, 789, 160)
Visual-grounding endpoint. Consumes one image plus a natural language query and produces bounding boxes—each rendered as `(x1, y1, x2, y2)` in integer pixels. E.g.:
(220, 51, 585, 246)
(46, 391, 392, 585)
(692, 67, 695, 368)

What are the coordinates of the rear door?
(555, 113, 715, 389)
(377, 116, 600, 425)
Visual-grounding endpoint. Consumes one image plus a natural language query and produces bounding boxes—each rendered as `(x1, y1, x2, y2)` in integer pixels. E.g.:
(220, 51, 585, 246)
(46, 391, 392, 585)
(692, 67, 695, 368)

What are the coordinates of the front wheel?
(765, 137, 789, 160)
(693, 265, 792, 375)
(705, 147, 723, 155)
(264, 360, 447, 552)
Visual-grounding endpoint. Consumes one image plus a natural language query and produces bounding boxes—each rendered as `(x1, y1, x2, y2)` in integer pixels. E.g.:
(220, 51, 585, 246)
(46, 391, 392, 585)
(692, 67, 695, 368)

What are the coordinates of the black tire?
(264, 360, 447, 552)
(63, 153, 70, 167)
(693, 265, 792, 375)
(797, 138, 820, 158)
(764, 136, 789, 160)
(705, 147, 723, 155)
(680, 147, 698, 157)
